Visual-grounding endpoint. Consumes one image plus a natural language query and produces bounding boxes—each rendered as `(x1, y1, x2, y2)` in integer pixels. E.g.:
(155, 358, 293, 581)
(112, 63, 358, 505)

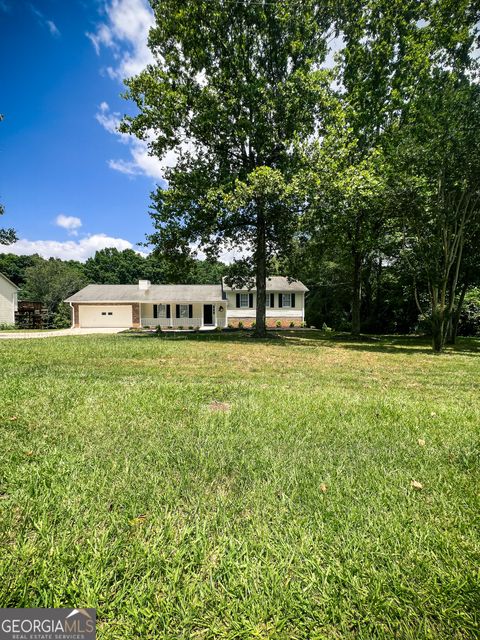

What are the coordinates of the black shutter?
(236, 293, 240, 308)
(291, 293, 295, 308)
(270, 293, 275, 308)
(166, 304, 171, 319)
(278, 293, 283, 308)
(249, 293, 253, 308)
(153, 304, 158, 319)
(176, 304, 180, 318)
(189, 304, 193, 318)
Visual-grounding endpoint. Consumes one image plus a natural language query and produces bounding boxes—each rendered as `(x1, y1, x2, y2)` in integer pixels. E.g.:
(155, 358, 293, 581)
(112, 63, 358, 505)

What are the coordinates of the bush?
(0, 323, 16, 330)
(178, 326, 184, 330)
(227, 323, 234, 329)
(289, 321, 296, 328)
(458, 290, 480, 336)
(275, 320, 282, 328)
(251, 321, 256, 329)
(321, 322, 333, 333)
(238, 321, 244, 329)
(53, 302, 72, 329)
(155, 325, 162, 334)
(188, 326, 194, 330)
(214, 326, 223, 332)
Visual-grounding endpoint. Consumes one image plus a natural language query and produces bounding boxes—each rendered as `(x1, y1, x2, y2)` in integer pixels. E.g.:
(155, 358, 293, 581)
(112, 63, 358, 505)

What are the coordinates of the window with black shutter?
(189, 304, 193, 318)
(153, 305, 158, 318)
(270, 293, 275, 308)
(166, 304, 171, 319)
(249, 293, 254, 308)
(278, 293, 283, 308)
(291, 293, 296, 308)
(236, 293, 240, 308)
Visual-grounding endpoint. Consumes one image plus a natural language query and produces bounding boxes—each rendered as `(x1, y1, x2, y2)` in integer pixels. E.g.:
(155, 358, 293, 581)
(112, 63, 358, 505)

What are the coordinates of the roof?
(65, 284, 224, 303)
(0, 271, 19, 290)
(222, 276, 308, 292)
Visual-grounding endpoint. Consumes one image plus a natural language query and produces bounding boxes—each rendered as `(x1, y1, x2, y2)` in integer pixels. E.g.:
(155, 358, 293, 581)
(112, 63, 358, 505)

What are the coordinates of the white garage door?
(78, 305, 132, 328)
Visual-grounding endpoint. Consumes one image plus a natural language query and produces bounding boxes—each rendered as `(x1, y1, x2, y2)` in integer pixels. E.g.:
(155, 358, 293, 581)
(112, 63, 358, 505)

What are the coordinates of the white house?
(65, 276, 308, 329)
(0, 272, 18, 325)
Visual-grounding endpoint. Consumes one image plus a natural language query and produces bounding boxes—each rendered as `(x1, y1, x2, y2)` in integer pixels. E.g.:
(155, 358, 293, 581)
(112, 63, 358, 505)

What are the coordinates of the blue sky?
(0, 0, 163, 261)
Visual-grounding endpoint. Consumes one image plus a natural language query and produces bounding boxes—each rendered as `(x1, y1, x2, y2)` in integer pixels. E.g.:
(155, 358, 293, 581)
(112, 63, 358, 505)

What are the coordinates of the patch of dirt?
(208, 401, 232, 412)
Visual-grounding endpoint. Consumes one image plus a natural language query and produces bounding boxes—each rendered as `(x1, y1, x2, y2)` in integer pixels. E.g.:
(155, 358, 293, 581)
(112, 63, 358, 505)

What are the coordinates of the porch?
(140, 301, 227, 329)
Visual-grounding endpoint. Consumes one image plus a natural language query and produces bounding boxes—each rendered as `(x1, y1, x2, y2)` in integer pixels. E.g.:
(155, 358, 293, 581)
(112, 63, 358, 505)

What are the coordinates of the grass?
(0, 331, 478, 639)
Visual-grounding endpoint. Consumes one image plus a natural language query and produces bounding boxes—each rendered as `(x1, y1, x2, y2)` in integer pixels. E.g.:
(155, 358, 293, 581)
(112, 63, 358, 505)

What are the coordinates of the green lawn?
(0, 332, 478, 639)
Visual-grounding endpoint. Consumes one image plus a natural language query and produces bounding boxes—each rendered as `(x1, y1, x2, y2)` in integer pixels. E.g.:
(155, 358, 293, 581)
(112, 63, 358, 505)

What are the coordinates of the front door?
(203, 304, 213, 325)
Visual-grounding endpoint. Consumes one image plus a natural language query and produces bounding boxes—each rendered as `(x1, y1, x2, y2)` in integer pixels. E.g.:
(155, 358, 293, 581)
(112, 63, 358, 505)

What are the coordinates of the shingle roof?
(222, 276, 308, 292)
(65, 284, 224, 303)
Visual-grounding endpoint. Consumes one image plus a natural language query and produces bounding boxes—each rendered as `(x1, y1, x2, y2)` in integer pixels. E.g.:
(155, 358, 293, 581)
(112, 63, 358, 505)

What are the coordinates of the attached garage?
(78, 305, 132, 328)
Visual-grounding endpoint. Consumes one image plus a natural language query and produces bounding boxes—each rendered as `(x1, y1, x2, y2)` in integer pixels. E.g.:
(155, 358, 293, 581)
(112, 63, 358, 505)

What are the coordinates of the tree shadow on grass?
(119, 329, 480, 356)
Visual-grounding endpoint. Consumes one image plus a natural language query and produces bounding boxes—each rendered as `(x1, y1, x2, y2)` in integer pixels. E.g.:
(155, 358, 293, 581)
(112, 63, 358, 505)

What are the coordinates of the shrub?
(275, 320, 282, 328)
(251, 321, 256, 329)
(0, 323, 16, 330)
(322, 322, 333, 333)
(215, 326, 222, 332)
(195, 326, 200, 331)
(53, 302, 72, 329)
(301, 321, 307, 328)
(188, 326, 194, 330)
(289, 321, 296, 328)
(178, 326, 184, 330)
(155, 325, 162, 334)
(238, 321, 244, 329)
(227, 323, 234, 329)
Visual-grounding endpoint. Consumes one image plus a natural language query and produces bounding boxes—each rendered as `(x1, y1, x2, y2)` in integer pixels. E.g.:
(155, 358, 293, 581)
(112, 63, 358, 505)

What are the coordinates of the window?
(107, 312, 113, 316)
(281, 293, 292, 307)
(179, 304, 189, 318)
(156, 304, 167, 318)
(266, 293, 274, 308)
(101, 312, 106, 316)
(240, 293, 249, 308)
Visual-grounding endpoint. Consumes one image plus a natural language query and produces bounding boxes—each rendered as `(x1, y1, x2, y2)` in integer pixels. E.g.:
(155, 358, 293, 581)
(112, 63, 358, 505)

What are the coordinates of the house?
(65, 276, 308, 329)
(0, 272, 19, 325)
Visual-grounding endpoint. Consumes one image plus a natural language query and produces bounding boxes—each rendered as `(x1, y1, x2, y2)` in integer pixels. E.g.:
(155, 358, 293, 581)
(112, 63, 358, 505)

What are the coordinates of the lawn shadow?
(119, 329, 480, 356)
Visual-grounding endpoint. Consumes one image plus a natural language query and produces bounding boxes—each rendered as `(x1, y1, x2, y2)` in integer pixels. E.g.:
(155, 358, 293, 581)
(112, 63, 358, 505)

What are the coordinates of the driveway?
(0, 328, 127, 340)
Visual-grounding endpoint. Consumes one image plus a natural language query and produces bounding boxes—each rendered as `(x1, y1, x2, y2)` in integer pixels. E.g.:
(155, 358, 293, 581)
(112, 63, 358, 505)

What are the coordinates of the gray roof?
(65, 284, 224, 303)
(222, 276, 308, 292)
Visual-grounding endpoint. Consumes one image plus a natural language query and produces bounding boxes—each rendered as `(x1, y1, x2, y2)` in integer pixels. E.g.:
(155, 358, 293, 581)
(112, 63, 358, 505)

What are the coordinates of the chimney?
(138, 280, 151, 291)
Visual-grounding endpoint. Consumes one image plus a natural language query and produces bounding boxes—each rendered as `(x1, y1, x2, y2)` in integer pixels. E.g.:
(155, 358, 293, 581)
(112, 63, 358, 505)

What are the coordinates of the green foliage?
(21, 258, 86, 317)
(52, 302, 72, 329)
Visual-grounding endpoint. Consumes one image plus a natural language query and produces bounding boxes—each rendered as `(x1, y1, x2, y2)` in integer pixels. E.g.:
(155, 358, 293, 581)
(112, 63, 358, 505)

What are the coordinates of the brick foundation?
(227, 317, 303, 328)
(132, 303, 140, 328)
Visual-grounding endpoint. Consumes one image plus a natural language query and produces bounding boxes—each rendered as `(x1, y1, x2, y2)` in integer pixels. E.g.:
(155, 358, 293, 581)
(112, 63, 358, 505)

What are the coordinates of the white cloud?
(46, 19, 60, 38)
(95, 102, 166, 182)
(87, 0, 154, 81)
(30, 5, 61, 38)
(0, 234, 147, 262)
(55, 214, 82, 235)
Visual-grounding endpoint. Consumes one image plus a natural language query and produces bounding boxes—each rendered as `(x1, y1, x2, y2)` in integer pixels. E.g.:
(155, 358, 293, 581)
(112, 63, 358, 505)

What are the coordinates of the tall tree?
(394, 75, 480, 352)
(121, 0, 333, 336)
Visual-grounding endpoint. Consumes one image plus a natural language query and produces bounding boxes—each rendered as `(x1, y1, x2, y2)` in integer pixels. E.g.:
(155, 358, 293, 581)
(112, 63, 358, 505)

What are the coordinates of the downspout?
(69, 302, 75, 329)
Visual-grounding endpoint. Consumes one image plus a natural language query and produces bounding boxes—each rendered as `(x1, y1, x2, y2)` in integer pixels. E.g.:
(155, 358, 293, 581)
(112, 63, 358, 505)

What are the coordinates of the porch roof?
(66, 284, 224, 303)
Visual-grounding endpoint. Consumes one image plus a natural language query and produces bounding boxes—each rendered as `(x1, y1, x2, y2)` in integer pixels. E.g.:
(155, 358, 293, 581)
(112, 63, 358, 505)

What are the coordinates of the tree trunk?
(351, 251, 362, 336)
(431, 306, 445, 353)
(446, 280, 468, 345)
(254, 210, 267, 338)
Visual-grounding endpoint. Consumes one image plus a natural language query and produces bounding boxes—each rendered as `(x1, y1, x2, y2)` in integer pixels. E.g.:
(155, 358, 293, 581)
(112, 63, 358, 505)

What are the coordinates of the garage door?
(78, 305, 132, 328)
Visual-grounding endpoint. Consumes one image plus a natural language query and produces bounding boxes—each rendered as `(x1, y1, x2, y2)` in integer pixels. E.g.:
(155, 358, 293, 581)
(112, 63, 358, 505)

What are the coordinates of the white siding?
(0, 275, 17, 324)
(225, 290, 304, 319)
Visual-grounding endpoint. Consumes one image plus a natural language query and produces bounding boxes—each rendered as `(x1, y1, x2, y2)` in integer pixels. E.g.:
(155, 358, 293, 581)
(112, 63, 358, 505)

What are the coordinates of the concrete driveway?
(0, 327, 127, 340)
